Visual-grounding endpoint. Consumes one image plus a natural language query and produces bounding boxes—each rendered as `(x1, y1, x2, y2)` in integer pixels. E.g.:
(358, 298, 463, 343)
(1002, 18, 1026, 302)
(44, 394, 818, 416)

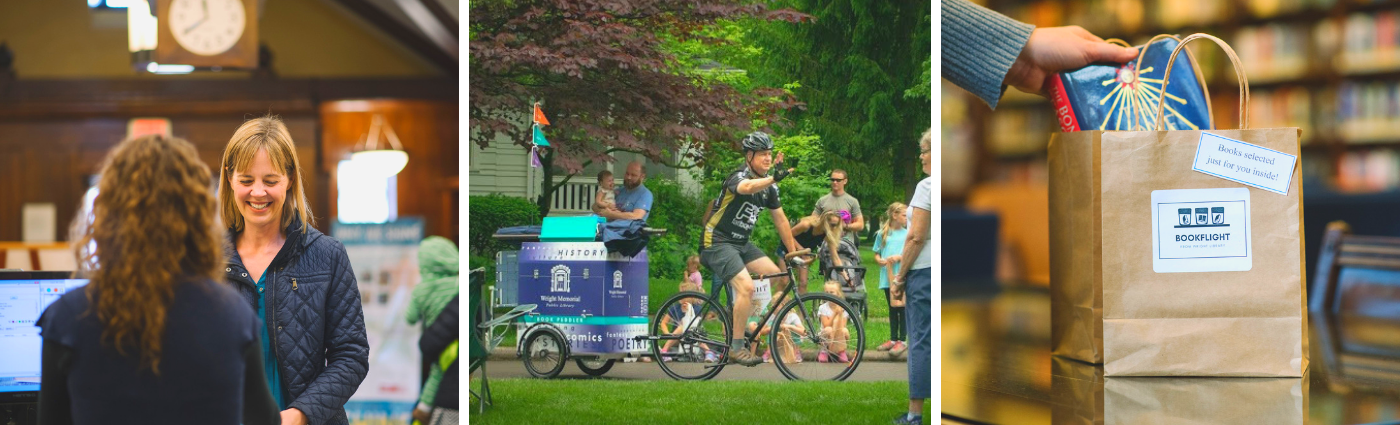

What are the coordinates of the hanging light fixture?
(351, 114, 409, 178)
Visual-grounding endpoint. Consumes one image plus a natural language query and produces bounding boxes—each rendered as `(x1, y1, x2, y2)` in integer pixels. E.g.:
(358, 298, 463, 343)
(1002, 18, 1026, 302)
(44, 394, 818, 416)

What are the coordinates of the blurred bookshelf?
(945, 0, 1400, 287)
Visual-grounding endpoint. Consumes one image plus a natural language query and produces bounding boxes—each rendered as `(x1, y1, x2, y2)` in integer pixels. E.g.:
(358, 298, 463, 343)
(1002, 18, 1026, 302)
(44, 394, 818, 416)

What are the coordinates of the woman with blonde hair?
(38, 135, 280, 424)
(774, 213, 828, 293)
(220, 116, 368, 425)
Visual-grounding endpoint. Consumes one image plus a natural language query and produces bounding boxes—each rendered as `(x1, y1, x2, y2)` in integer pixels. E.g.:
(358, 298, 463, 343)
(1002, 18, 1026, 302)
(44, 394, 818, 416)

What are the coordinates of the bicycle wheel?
(651, 291, 732, 380)
(770, 292, 865, 381)
(575, 358, 615, 377)
(522, 326, 568, 379)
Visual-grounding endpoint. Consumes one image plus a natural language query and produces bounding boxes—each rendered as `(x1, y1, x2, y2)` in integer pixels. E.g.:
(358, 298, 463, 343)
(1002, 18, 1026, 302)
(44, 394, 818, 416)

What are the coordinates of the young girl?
(659, 281, 717, 362)
(594, 170, 617, 211)
(818, 280, 851, 363)
(683, 255, 702, 291)
(873, 203, 909, 354)
(748, 298, 805, 363)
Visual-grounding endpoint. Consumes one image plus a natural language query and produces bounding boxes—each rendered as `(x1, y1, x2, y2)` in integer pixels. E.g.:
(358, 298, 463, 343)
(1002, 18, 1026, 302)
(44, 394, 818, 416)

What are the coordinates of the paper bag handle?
(1155, 33, 1248, 131)
(1126, 34, 1215, 131)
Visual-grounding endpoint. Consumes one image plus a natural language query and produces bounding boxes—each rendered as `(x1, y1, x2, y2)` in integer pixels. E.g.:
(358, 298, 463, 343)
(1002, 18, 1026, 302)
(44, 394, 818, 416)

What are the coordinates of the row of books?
(1337, 11, 1400, 73)
(1334, 148, 1400, 193)
(1247, 87, 1314, 139)
(1333, 81, 1400, 143)
(1234, 23, 1311, 83)
(998, 0, 1341, 41)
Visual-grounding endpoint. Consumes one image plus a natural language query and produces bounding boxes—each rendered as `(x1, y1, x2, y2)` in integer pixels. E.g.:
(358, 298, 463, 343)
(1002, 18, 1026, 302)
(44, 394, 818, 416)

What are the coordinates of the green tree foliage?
(735, 0, 932, 219)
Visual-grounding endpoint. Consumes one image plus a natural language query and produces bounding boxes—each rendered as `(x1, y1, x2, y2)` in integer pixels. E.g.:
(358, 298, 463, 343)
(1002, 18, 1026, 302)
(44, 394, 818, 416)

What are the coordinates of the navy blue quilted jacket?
(226, 218, 369, 425)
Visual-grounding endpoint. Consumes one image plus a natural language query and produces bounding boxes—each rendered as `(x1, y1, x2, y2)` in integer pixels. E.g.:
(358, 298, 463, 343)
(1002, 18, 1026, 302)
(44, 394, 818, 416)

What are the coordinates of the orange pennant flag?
(533, 104, 550, 126)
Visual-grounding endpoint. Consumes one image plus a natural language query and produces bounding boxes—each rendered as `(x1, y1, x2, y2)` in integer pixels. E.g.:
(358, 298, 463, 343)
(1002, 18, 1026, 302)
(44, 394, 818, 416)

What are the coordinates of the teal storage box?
(540, 216, 602, 242)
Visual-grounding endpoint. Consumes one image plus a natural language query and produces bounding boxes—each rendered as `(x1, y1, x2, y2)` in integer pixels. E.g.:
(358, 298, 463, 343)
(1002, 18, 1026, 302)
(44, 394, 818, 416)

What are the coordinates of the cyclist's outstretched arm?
(736, 174, 777, 195)
(771, 207, 801, 254)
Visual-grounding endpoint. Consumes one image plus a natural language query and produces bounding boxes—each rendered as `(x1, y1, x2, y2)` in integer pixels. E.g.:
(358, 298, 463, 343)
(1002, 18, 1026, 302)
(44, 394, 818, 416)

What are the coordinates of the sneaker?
(877, 340, 896, 351)
(890, 341, 908, 357)
(729, 347, 763, 367)
(817, 351, 830, 363)
(762, 349, 772, 363)
(704, 351, 718, 363)
(892, 413, 923, 424)
(837, 351, 850, 363)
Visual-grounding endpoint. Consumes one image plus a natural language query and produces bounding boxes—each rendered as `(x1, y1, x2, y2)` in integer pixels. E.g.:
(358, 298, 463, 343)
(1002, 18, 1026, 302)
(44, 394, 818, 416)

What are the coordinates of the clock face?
(168, 0, 246, 56)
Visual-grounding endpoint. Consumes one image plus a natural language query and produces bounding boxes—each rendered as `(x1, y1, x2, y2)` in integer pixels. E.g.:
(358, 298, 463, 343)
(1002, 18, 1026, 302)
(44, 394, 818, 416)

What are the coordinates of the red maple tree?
(469, 0, 809, 215)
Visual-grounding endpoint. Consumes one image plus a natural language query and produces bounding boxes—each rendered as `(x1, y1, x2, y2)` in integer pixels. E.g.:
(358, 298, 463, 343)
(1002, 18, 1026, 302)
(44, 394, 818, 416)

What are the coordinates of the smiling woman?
(217, 116, 370, 425)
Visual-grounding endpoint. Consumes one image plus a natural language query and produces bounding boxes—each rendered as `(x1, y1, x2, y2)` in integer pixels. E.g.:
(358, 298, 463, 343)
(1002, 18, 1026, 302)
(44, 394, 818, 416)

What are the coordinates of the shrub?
(467, 193, 541, 262)
(642, 176, 705, 280)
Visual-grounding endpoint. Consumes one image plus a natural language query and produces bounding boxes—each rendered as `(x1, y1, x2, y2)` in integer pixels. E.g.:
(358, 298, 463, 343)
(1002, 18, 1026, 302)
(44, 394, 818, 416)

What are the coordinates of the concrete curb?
(487, 346, 909, 362)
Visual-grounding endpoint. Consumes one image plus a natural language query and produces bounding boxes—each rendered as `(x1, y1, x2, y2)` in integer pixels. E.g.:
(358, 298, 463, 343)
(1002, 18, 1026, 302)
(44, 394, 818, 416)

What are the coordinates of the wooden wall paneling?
(0, 78, 456, 243)
(0, 78, 455, 121)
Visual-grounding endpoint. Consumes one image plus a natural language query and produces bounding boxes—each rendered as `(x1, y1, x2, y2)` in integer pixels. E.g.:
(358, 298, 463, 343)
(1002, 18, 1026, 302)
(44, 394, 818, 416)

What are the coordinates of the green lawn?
(470, 378, 930, 424)
(484, 247, 903, 351)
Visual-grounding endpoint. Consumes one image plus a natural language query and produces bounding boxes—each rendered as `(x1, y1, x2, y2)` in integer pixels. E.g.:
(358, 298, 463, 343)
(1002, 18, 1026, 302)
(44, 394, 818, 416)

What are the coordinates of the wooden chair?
(1310, 221, 1400, 386)
(966, 182, 1049, 286)
(1309, 221, 1400, 317)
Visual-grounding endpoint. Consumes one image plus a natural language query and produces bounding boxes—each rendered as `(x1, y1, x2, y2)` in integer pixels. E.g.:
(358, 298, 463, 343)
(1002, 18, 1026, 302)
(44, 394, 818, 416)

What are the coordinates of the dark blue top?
(37, 278, 277, 425)
(225, 216, 369, 425)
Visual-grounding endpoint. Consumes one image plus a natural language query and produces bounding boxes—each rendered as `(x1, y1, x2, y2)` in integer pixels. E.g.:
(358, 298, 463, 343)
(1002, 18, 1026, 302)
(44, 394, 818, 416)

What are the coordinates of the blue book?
(1047, 37, 1212, 133)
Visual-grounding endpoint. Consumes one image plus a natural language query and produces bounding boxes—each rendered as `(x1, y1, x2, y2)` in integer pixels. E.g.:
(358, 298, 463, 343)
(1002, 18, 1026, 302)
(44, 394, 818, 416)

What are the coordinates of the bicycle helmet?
(740, 131, 774, 153)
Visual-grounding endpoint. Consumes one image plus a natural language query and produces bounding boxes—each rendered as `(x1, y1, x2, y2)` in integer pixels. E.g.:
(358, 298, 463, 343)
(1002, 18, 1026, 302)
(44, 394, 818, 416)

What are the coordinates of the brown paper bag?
(1049, 34, 1307, 376)
(1105, 377, 1305, 424)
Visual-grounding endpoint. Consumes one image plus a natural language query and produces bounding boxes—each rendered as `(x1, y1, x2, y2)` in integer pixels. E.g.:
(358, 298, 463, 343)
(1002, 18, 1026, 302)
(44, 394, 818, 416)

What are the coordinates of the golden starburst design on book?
(1097, 65, 1200, 131)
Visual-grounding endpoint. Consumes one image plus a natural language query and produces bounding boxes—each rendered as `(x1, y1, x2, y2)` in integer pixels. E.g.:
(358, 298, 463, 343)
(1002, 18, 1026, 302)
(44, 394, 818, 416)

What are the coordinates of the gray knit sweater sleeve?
(942, 0, 1035, 109)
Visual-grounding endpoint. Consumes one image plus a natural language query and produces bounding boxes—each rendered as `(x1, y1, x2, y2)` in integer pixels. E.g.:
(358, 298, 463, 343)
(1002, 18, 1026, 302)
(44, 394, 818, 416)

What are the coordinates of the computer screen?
(0, 271, 87, 400)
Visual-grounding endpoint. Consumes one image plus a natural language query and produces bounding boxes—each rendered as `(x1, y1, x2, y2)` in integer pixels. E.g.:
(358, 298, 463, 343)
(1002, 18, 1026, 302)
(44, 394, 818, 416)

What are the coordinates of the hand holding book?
(1003, 26, 1140, 96)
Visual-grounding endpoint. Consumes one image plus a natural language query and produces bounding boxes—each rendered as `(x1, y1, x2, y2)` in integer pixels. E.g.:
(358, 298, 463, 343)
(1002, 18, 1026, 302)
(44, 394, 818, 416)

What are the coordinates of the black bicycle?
(638, 248, 866, 381)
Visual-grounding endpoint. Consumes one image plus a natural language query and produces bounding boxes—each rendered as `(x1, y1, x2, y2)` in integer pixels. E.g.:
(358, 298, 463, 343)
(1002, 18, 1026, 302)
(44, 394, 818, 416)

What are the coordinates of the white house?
(468, 129, 703, 216)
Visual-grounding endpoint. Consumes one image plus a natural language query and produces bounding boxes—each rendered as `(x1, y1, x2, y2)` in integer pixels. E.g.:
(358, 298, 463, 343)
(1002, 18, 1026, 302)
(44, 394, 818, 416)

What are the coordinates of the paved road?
(482, 355, 913, 382)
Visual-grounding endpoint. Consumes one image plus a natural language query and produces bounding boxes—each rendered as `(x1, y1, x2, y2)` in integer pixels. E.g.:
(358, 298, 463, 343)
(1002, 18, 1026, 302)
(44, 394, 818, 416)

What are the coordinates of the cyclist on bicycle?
(700, 131, 804, 367)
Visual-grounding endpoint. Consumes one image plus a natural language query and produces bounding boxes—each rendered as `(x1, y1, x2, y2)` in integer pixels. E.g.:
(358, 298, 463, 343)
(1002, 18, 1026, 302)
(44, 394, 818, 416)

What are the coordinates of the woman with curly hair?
(37, 135, 280, 425)
(220, 116, 368, 425)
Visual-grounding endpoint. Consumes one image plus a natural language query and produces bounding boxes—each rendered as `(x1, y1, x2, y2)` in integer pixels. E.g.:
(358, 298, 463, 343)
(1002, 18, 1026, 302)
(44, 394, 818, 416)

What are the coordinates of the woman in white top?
(892, 129, 933, 423)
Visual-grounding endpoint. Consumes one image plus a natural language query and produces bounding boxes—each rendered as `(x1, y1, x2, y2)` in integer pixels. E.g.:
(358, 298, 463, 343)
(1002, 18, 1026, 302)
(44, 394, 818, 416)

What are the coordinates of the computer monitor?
(0, 271, 87, 403)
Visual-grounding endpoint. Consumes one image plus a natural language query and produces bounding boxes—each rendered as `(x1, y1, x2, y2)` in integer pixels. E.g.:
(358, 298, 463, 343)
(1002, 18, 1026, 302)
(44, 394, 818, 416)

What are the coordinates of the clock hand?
(185, 0, 209, 35)
(184, 17, 207, 35)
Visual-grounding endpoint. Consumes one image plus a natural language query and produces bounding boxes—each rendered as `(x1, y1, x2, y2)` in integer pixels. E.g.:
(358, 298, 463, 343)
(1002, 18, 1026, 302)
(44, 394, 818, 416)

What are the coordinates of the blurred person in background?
(219, 116, 369, 425)
(407, 236, 461, 424)
(38, 134, 279, 425)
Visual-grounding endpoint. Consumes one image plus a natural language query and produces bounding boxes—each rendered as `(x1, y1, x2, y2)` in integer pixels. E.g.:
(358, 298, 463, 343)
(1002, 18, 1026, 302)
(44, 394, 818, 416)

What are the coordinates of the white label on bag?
(1151, 188, 1252, 273)
(1191, 132, 1297, 195)
(753, 279, 772, 307)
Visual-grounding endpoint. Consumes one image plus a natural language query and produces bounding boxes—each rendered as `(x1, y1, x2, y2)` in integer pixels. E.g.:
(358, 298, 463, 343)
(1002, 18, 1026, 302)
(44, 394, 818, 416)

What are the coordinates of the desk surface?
(942, 287, 1400, 425)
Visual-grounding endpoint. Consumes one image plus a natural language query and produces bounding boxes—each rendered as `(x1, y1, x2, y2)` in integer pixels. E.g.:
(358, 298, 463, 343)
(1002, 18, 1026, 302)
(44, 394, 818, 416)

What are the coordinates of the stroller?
(818, 237, 868, 321)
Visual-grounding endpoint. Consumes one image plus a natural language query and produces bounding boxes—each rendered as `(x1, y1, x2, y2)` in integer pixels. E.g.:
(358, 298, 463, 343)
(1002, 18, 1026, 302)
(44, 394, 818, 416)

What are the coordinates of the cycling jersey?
(702, 167, 782, 248)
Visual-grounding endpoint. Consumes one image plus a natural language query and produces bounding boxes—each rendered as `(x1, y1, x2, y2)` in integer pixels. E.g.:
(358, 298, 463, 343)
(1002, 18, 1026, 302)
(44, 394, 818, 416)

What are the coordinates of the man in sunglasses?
(813, 169, 864, 243)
